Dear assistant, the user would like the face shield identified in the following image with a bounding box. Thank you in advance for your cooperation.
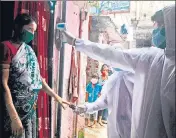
[160,5,175,137]
[163,5,175,59]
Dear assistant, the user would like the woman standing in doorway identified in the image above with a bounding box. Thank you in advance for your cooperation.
[0,13,69,138]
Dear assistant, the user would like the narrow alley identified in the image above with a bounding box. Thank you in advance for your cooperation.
[0,1,175,138]
[85,125,107,138]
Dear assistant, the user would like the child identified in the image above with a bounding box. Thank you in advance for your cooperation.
[85,73,102,128]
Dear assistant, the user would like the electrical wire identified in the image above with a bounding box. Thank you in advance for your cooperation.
[138,1,144,20]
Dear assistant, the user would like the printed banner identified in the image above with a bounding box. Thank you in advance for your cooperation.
[88,1,130,15]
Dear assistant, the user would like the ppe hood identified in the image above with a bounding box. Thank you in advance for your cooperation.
[163,5,175,58]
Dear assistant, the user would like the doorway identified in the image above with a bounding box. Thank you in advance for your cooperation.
[0,1,14,41]
[0,2,15,137]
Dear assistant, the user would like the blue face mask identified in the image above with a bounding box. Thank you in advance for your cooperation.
[113,68,122,72]
[152,27,166,49]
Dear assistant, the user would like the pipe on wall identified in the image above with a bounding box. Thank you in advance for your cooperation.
[55,0,67,137]
[48,1,56,137]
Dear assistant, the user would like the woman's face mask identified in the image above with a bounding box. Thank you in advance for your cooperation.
[152,27,166,49]
[91,78,98,84]
[20,22,37,43]
[20,29,34,43]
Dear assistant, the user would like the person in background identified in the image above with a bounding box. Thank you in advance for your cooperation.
[62,5,175,138]
[0,13,70,138]
[120,24,128,35]
[97,64,109,126]
[85,73,102,128]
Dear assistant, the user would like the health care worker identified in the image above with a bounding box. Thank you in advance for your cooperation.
[70,39,153,138]
[63,5,175,138]
[70,33,156,138]
[71,70,134,138]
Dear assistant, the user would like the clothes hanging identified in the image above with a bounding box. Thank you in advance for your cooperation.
[68,47,79,103]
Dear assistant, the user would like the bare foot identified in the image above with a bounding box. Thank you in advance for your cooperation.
[90,123,97,128]
[98,121,104,126]
[87,123,93,128]
[91,124,96,128]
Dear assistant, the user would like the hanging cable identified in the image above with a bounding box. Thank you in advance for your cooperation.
[139,1,144,20]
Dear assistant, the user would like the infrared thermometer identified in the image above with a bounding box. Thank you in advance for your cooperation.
[56,23,67,43]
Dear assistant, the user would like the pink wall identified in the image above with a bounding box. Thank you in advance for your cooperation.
[60,1,80,138]
[50,2,89,138]
[76,14,89,135]
[60,1,89,138]
[51,2,62,138]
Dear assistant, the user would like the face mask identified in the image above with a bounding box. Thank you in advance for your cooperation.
[20,29,34,43]
[152,27,166,49]
[113,68,122,72]
[91,78,98,84]
[102,70,109,77]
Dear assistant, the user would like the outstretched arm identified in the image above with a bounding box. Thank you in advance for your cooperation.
[85,93,108,113]
[85,71,121,113]
[41,78,70,109]
[75,39,146,73]
[69,93,108,115]
[61,31,146,73]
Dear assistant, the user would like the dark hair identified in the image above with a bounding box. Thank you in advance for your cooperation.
[151,10,164,27]
[91,73,99,79]
[12,13,36,41]
[100,64,109,72]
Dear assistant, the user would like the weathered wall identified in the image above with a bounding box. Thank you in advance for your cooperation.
[51,2,62,138]
[76,14,89,135]
[61,2,80,137]
[60,1,88,138]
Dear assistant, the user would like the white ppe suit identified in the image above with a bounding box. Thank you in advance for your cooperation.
[73,5,175,138]
[85,71,134,138]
